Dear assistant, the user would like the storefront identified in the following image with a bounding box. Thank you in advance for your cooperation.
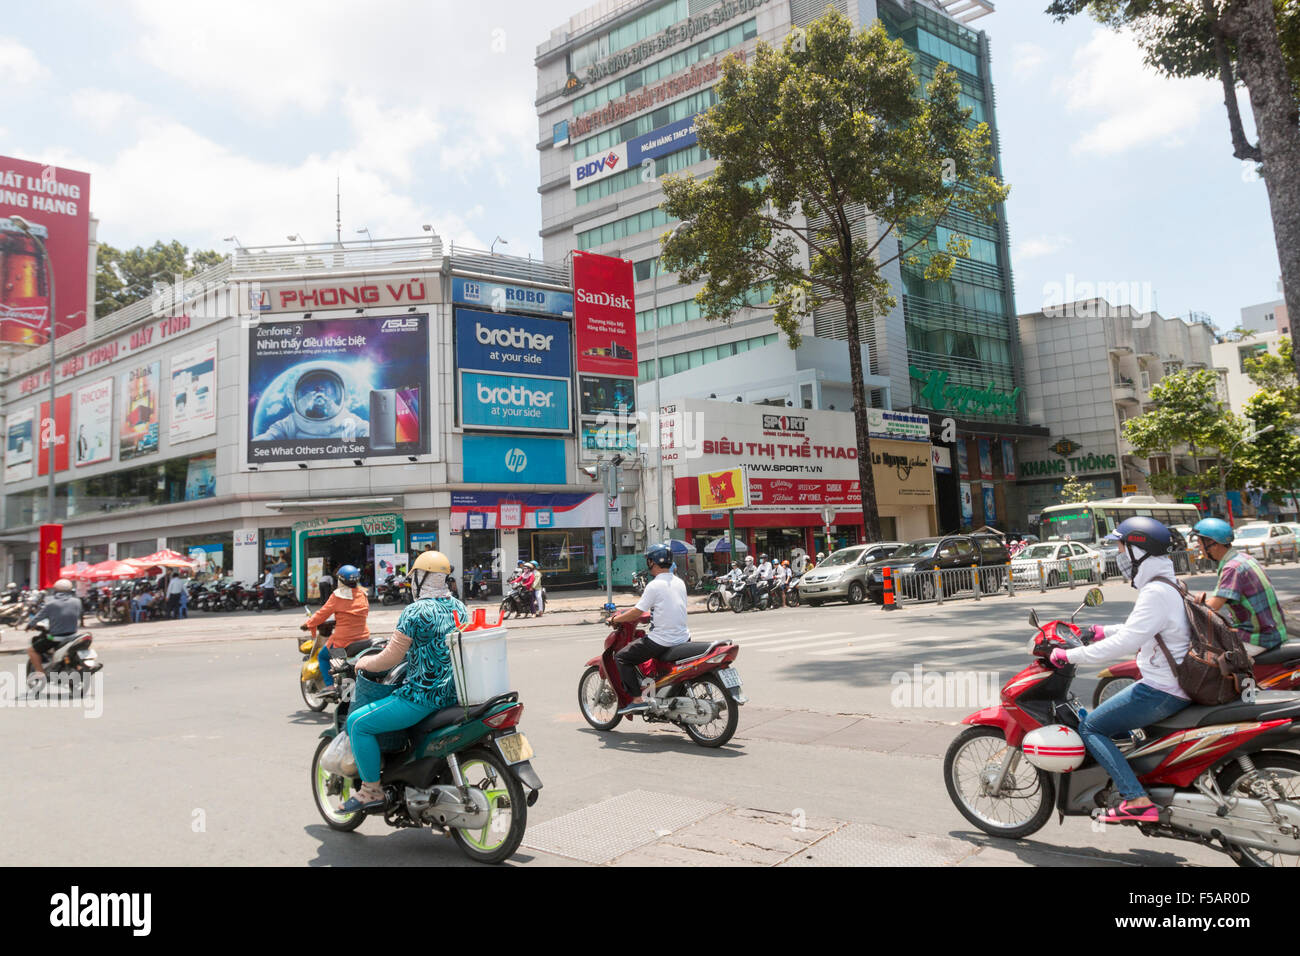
[291,513,407,601]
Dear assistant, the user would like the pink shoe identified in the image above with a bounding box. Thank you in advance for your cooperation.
[1104,800,1160,824]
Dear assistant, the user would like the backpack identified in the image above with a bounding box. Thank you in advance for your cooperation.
[1149,577,1254,706]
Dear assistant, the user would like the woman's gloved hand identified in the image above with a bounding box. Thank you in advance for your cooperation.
[1049,648,1070,668]
[1083,624,1105,645]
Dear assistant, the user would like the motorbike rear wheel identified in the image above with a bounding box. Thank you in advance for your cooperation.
[301,676,330,712]
[1217,753,1300,867]
[680,674,738,747]
[706,592,724,613]
[499,599,513,620]
[448,747,527,865]
[311,737,365,832]
[578,665,623,731]
[944,725,1055,839]
[1091,675,1136,710]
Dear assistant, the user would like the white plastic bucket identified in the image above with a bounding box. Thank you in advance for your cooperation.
[446,625,510,706]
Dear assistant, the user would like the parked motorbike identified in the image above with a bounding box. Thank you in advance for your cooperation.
[944,587,1300,867]
[310,649,542,864]
[25,620,102,696]
[706,580,738,613]
[631,570,647,596]
[577,617,745,747]
[731,575,774,613]
[463,575,491,601]
[786,571,803,608]
[1093,641,1300,708]
[378,573,409,606]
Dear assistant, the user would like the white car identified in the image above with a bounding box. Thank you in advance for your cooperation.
[1233,522,1297,561]
[1011,541,1102,586]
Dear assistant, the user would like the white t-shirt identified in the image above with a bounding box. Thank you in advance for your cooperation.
[167,576,185,596]
[635,571,690,647]
[758,561,774,580]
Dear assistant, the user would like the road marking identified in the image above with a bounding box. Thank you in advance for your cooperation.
[753,632,857,652]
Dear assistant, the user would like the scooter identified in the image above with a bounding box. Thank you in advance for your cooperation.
[631,570,648,596]
[1093,642,1300,707]
[944,587,1300,867]
[25,620,102,697]
[310,648,542,864]
[499,582,537,620]
[706,580,739,612]
[298,619,374,712]
[577,617,745,747]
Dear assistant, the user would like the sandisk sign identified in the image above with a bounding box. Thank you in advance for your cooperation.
[569,143,628,189]
[572,251,637,378]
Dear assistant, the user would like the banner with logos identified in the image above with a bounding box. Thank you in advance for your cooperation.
[120,361,161,461]
[247,314,432,462]
[74,377,113,467]
[451,277,573,317]
[983,485,997,524]
[579,376,635,417]
[170,341,217,444]
[5,406,34,482]
[1001,439,1015,481]
[463,435,566,485]
[573,251,637,378]
[461,373,570,432]
[184,453,217,500]
[455,307,571,433]
[450,491,612,531]
[960,482,974,526]
[866,408,930,442]
[37,393,71,475]
[627,114,700,167]
[977,437,993,478]
[249,273,436,314]
[580,420,637,458]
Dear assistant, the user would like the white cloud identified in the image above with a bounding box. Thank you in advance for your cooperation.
[1009,42,1047,79]
[67,88,146,132]
[1015,234,1072,261]
[1056,29,1219,155]
[0,36,47,85]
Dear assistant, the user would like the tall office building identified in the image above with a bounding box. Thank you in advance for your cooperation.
[535,0,1037,535]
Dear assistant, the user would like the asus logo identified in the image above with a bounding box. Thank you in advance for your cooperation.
[381,318,420,332]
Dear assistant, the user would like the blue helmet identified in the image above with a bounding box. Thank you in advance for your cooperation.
[644,543,672,569]
[337,564,361,585]
[1192,517,1233,547]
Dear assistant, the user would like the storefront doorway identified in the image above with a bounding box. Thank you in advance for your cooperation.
[291,513,406,602]
[462,529,501,594]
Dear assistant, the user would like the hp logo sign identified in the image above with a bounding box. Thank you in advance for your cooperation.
[505,448,527,473]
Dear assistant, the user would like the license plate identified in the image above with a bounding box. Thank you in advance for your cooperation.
[718,667,742,689]
[496,732,533,765]
[79,648,98,660]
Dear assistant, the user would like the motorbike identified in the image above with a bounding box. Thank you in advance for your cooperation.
[378,574,411,606]
[299,619,374,712]
[944,587,1300,867]
[706,580,739,612]
[577,617,745,747]
[463,575,491,601]
[731,575,774,613]
[499,582,538,620]
[25,620,102,696]
[631,570,647,596]
[310,648,542,864]
[1093,642,1300,708]
[786,572,803,608]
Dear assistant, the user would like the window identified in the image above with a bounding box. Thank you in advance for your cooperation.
[1140,369,1151,391]
[1239,343,1268,372]
[1148,456,1170,475]
[572,88,719,160]
[576,207,676,250]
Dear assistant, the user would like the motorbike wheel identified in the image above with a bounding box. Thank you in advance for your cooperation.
[311,737,365,832]
[732,591,751,613]
[1091,675,1136,710]
[25,659,47,698]
[448,746,527,865]
[681,674,739,748]
[499,600,513,621]
[95,605,115,625]
[578,665,623,731]
[706,592,724,613]
[787,589,801,608]
[301,676,330,713]
[944,725,1055,839]
[1217,754,1300,867]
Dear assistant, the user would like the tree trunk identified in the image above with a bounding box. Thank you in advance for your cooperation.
[843,292,882,542]
[1226,0,1300,382]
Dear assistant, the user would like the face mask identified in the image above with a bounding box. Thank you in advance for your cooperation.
[1116,547,1134,582]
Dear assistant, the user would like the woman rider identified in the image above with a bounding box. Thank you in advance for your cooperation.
[300,564,369,698]
[341,550,467,813]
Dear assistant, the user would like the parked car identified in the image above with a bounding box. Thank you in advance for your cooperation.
[865,532,1010,603]
[1233,521,1297,561]
[1010,541,1101,587]
[797,542,905,606]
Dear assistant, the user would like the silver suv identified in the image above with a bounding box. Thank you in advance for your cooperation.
[798,542,905,606]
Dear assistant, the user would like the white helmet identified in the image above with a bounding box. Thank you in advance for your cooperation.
[52,578,74,592]
[1021,724,1086,772]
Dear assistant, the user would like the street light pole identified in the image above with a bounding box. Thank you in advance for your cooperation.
[652,221,690,543]
[10,216,57,523]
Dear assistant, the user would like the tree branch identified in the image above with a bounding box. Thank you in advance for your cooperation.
[1208,0,1265,161]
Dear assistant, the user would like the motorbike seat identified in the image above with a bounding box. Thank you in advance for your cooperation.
[330,638,372,658]
[1145,694,1300,733]
[661,641,723,663]
[1252,643,1300,666]
[406,691,519,737]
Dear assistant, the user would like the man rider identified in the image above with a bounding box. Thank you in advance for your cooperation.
[611,544,689,714]
[26,578,83,678]
[1191,517,1289,656]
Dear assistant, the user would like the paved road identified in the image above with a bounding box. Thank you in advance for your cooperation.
[3,566,1296,867]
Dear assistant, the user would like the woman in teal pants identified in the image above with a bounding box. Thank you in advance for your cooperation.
[342,551,466,813]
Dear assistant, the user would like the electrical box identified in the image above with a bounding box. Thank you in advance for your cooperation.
[620,533,634,548]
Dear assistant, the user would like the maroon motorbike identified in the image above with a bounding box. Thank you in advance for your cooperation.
[577,617,745,747]
[1094,644,1300,707]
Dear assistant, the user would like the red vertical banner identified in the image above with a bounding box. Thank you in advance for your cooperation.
[39,524,62,588]
[572,250,637,377]
[37,393,71,475]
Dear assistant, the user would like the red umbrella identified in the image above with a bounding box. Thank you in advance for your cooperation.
[125,549,196,570]
[86,560,145,582]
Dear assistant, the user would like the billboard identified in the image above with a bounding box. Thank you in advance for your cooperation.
[451,277,573,316]
[461,373,570,431]
[573,251,637,377]
[0,156,92,344]
[697,467,748,511]
[170,341,217,444]
[4,406,34,483]
[75,377,113,467]
[37,393,71,475]
[248,314,432,463]
[455,307,572,434]
[627,114,700,167]
[463,435,566,485]
[120,361,161,461]
[185,453,217,500]
[579,376,635,417]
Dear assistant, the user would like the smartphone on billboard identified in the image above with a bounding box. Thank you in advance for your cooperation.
[369,388,396,451]
[396,387,420,445]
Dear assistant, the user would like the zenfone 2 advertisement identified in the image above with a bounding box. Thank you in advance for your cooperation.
[247,314,430,463]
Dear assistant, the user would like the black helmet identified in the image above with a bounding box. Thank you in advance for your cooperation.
[760,553,769,562]
[644,543,672,569]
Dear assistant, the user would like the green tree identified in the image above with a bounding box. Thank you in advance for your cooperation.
[1122,368,1242,498]
[96,241,225,318]
[1059,475,1099,504]
[658,9,1009,539]
[1222,324,1255,341]
[1046,0,1300,382]
[1243,337,1297,397]
[1230,387,1300,497]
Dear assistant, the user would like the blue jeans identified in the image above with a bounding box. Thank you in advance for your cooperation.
[318,647,334,687]
[1078,681,1189,800]
[346,696,435,782]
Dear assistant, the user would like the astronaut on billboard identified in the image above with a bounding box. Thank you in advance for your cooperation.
[253,365,369,441]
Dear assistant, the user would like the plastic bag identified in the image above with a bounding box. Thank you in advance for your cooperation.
[320,732,357,777]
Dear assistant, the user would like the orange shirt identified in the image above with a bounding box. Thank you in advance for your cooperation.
[306,589,371,647]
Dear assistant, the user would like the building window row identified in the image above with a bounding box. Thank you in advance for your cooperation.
[573,88,719,160]
[916,28,980,78]
[636,283,772,331]
[577,206,677,250]
[637,332,779,382]
[569,0,688,76]
[576,145,709,206]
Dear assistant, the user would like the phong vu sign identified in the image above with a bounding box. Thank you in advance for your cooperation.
[572,251,637,377]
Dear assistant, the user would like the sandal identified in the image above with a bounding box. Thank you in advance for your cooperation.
[340,784,385,814]
[1104,800,1160,824]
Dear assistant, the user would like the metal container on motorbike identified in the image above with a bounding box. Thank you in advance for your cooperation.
[1021,723,1086,772]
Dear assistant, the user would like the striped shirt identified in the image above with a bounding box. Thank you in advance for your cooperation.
[1215,549,1289,649]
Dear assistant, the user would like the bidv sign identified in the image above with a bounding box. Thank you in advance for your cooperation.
[569,144,628,189]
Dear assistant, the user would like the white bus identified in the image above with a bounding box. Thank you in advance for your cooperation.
[1038,495,1202,573]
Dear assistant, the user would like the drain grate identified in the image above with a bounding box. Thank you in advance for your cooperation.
[524,790,726,864]
[779,822,975,867]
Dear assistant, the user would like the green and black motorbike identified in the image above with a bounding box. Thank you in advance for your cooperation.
[311,650,542,865]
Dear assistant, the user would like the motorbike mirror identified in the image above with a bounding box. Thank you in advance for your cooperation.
[1083,587,1104,608]
[1028,608,1040,630]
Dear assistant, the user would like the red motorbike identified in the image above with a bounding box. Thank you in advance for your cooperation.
[1094,644,1300,707]
[944,587,1300,867]
[577,617,744,747]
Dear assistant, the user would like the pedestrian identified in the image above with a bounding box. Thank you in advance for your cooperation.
[179,576,190,619]
[260,564,276,611]
[166,570,186,618]
[318,565,335,605]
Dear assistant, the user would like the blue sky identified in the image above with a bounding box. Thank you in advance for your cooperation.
[0,1,1283,329]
